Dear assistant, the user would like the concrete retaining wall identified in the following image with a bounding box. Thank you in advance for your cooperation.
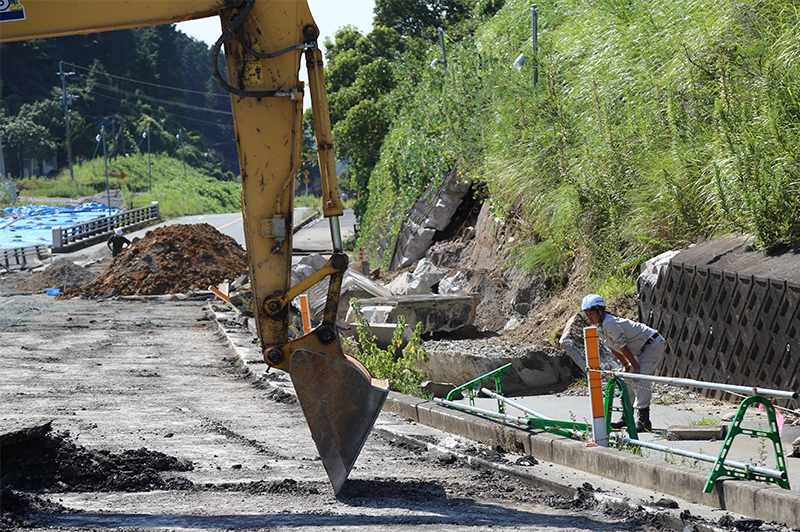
[638,245,800,408]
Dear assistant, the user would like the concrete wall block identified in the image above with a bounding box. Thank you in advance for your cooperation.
[752,487,800,529]
[383,391,425,420]
[643,252,800,409]
[426,404,472,437]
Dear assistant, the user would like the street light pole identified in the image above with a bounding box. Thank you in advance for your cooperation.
[97,126,111,217]
[58,61,76,182]
[532,4,539,89]
[438,27,447,74]
[178,129,186,180]
[143,125,151,192]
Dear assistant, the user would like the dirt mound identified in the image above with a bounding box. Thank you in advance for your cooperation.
[1,427,194,526]
[82,223,248,297]
[18,258,96,293]
[0,430,194,493]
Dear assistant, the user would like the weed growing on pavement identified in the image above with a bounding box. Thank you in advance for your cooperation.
[346,299,429,396]
[753,438,768,468]
[689,416,720,426]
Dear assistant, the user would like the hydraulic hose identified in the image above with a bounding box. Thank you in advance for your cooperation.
[211,0,297,99]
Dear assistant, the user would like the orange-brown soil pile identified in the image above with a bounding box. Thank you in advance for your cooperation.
[83,223,248,297]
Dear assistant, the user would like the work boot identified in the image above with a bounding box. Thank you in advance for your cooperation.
[635,408,652,432]
[610,415,628,429]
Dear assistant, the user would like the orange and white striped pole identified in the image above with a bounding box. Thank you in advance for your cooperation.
[584,326,608,447]
[299,294,312,334]
[359,247,363,261]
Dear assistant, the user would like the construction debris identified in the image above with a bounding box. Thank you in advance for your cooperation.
[19,258,95,293]
[82,223,248,297]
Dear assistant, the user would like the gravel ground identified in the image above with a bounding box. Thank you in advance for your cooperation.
[0,294,650,532]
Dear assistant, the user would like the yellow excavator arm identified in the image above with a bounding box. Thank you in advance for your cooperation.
[0,0,387,495]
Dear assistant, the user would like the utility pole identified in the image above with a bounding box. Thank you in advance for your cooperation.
[97,126,111,217]
[58,62,77,182]
[177,129,186,180]
[143,125,151,192]
[532,4,539,89]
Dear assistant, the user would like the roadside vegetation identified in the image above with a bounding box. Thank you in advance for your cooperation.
[322,0,800,303]
[4,153,241,219]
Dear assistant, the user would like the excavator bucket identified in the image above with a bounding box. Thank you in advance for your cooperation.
[290,349,389,494]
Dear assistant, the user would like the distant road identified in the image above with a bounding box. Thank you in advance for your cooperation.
[135,209,355,254]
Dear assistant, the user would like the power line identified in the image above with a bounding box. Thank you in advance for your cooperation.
[62,61,230,99]
[90,82,233,116]
[79,92,234,138]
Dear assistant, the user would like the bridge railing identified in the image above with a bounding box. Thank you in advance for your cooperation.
[52,201,159,251]
[0,244,50,272]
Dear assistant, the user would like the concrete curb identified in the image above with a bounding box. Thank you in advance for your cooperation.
[383,392,800,529]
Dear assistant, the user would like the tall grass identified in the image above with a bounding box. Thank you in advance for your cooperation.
[357,0,800,280]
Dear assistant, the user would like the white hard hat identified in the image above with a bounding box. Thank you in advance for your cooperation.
[581,294,606,311]
[115,228,123,236]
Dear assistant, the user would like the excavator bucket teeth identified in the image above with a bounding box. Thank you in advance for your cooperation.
[290,349,389,495]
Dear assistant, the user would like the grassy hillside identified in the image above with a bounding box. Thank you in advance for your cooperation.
[357,0,800,291]
[8,154,242,219]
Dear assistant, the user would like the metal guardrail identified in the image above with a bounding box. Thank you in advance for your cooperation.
[0,244,49,271]
[51,201,159,251]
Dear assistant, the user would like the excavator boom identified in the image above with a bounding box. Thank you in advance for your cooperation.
[0,0,387,495]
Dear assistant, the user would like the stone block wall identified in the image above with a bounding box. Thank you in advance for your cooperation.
[639,262,800,408]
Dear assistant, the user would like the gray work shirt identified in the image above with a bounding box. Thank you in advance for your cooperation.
[597,313,657,356]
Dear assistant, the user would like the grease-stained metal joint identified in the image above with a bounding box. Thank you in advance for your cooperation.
[302,24,319,43]
[317,326,336,345]
[264,298,282,315]
[265,349,283,365]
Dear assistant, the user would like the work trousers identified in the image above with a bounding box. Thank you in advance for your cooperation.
[628,337,667,409]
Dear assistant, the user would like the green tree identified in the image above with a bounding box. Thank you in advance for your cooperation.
[374,0,474,37]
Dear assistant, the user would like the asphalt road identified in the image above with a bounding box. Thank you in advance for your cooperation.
[0,294,659,531]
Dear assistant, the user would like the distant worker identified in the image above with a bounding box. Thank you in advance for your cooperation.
[581,294,666,432]
[107,228,131,257]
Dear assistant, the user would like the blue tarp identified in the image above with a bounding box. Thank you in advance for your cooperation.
[0,203,117,249]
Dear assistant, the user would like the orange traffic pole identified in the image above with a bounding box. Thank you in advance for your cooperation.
[584,326,608,447]
[299,294,312,334]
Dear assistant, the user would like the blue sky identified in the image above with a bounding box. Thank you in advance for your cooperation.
[175,0,375,52]
[176,0,375,109]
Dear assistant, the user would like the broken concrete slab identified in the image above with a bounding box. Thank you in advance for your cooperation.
[438,271,468,294]
[386,272,432,295]
[389,166,471,271]
[665,425,728,441]
[421,340,583,396]
[351,294,481,336]
[305,267,392,326]
[421,381,464,399]
[559,312,623,372]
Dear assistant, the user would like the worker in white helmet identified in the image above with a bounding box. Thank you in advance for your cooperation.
[581,294,666,432]
[107,228,131,258]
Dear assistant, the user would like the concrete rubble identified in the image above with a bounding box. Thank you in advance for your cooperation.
[559,312,623,372]
[298,254,392,324]
[389,166,471,271]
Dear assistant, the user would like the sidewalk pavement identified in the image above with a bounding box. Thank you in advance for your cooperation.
[213,307,800,529]
[382,388,800,529]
